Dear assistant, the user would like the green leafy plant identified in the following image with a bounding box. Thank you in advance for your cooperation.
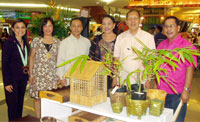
[124,37,200,93]
[100,45,127,87]
[29,5,76,40]
[57,45,126,88]
[57,55,89,76]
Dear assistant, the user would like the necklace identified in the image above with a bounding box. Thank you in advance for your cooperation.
[17,44,28,74]
[46,53,51,59]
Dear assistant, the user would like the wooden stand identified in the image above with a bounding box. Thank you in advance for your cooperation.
[69,111,107,122]
[40,86,70,103]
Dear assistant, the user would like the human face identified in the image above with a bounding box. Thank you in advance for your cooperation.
[102,17,115,34]
[70,20,83,38]
[43,21,54,36]
[163,18,180,42]
[155,28,160,34]
[12,22,26,38]
[126,11,141,33]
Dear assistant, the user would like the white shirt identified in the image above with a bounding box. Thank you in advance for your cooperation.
[114,29,156,84]
[56,34,91,83]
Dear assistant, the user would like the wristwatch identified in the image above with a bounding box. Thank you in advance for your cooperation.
[184,87,191,93]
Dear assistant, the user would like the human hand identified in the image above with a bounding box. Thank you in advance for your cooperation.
[5,85,13,93]
[57,76,66,87]
[145,80,152,89]
[181,90,190,104]
[28,76,35,84]
[112,77,117,88]
[58,79,66,87]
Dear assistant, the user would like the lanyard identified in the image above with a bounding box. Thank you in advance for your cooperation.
[17,44,28,66]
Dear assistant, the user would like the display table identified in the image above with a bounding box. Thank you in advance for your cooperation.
[41,98,173,122]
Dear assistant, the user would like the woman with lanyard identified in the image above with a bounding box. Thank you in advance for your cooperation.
[2,19,29,121]
[29,17,60,118]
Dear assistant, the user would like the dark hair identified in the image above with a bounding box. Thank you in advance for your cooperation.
[126,9,141,19]
[149,26,155,30]
[97,27,101,32]
[3,28,8,32]
[3,28,9,36]
[102,15,117,34]
[11,19,30,53]
[40,17,55,37]
[102,15,116,24]
[70,17,83,26]
[156,25,163,32]
[163,16,180,26]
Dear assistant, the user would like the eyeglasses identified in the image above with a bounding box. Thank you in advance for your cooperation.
[127,17,139,21]
[163,24,177,29]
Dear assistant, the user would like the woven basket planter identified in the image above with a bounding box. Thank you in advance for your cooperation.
[126,95,148,119]
[149,99,164,116]
[147,89,167,109]
[109,87,127,113]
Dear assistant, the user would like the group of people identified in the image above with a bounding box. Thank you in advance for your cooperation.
[2,9,197,122]
[2,17,90,121]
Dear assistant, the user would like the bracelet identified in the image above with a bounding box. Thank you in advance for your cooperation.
[184,87,191,93]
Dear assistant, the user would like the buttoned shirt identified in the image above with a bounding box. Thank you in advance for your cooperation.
[157,35,197,94]
[114,29,156,84]
[56,34,91,83]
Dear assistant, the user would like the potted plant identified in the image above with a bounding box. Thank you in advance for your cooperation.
[124,37,200,119]
[102,47,128,113]
[125,70,148,119]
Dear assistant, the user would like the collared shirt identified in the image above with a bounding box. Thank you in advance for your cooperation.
[157,34,197,94]
[114,29,156,84]
[56,34,91,82]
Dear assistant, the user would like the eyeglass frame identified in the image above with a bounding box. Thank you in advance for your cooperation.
[163,24,177,29]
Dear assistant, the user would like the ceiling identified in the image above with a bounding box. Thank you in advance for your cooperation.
[0,0,129,11]
[0,0,200,23]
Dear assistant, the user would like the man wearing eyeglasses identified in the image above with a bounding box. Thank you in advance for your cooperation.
[157,16,197,122]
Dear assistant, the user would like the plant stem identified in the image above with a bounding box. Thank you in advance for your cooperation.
[138,71,142,93]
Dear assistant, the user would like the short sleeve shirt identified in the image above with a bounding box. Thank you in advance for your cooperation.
[157,35,197,94]
[114,29,156,84]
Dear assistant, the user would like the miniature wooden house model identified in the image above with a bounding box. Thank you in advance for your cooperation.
[64,61,107,106]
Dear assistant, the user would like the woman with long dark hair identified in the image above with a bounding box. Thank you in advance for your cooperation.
[2,19,29,121]
[29,17,60,118]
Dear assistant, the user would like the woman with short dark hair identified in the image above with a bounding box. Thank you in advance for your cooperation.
[2,19,29,121]
[29,17,60,118]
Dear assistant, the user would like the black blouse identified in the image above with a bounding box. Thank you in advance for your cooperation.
[89,34,116,61]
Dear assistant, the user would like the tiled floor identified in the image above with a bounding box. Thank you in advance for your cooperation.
[0,56,200,121]
[184,70,200,122]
